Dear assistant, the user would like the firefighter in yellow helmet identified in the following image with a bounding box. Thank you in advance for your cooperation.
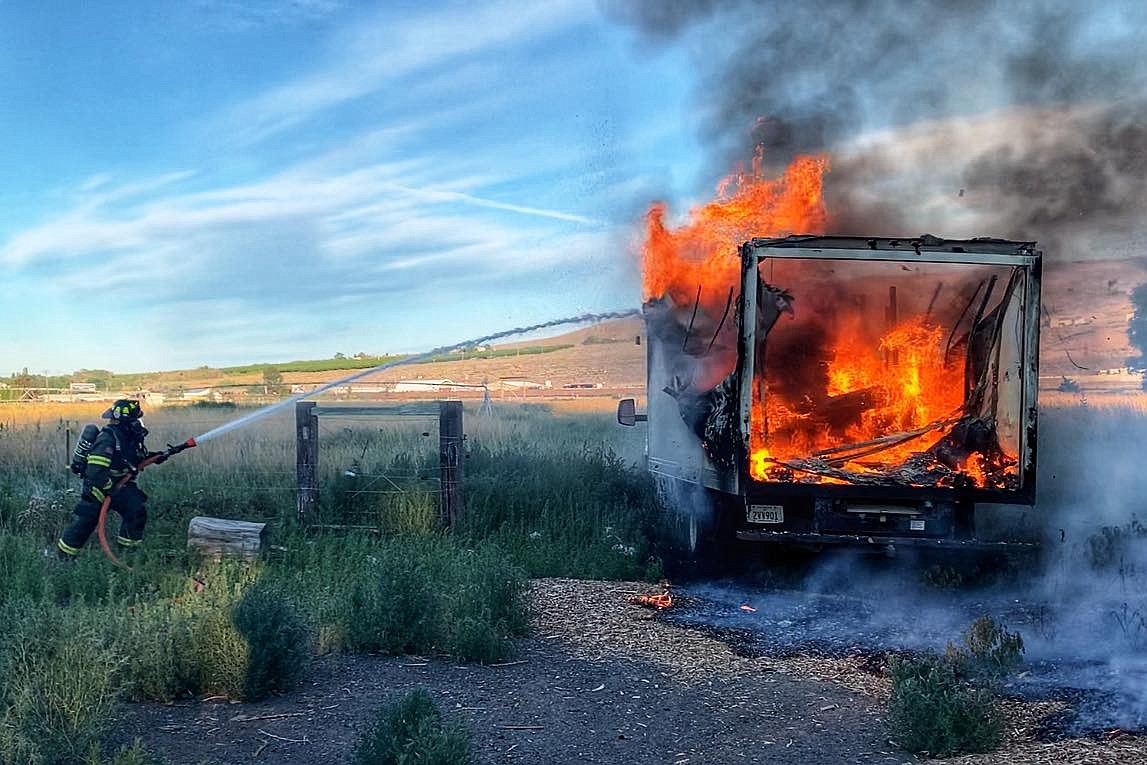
[56,399,167,558]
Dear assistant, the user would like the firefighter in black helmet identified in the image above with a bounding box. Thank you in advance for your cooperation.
[56,399,167,558]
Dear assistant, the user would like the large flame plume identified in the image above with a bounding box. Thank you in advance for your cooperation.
[642,151,829,311]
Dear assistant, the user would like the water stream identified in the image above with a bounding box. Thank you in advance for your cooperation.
[192,309,640,443]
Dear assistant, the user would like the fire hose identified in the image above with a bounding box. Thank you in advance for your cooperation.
[96,438,197,569]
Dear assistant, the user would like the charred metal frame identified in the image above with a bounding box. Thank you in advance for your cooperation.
[737,235,1042,506]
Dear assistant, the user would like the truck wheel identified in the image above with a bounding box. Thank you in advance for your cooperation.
[678,490,740,575]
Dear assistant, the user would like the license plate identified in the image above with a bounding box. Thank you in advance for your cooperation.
[909,519,926,531]
[748,504,784,524]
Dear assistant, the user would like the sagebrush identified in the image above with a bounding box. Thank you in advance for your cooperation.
[355,688,471,765]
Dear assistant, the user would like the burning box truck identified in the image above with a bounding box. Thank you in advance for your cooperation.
[619,234,1041,556]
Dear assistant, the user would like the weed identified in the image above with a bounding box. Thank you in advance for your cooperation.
[1110,601,1147,647]
[921,565,964,590]
[84,739,163,765]
[945,616,1025,680]
[889,615,1024,756]
[355,689,470,765]
[266,533,527,662]
[232,585,311,701]
[182,565,252,699]
[0,606,122,764]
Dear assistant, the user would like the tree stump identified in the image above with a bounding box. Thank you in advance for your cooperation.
[187,516,266,561]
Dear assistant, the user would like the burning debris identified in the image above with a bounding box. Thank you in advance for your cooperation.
[629,588,674,610]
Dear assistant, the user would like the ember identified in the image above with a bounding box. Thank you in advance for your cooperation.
[630,592,673,610]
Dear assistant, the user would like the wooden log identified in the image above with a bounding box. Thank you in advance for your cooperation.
[188,516,266,561]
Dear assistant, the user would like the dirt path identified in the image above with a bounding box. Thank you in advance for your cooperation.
[112,579,1145,764]
[113,580,898,764]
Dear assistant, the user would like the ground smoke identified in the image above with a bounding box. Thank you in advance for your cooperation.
[669,404,1147,736]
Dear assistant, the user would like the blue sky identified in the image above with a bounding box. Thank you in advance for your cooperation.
[0,0,703,374]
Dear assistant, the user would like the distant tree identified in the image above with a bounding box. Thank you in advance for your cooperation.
[262,367,285,395]
[1057,376,1082,393]
[1127,283,1147,390]
[11,368,36,388]
[334,352,347,360]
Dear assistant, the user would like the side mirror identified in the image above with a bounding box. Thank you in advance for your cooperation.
[617,398,647,427]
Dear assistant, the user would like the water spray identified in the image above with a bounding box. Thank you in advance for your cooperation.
[190,309,640,443]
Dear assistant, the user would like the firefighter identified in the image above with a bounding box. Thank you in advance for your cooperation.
[56,399,167,559]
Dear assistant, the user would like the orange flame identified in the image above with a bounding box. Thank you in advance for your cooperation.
[752,315,968,481]
[642,151,829,312]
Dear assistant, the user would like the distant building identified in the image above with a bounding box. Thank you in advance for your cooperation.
[394,379,457,392]
[501,379,544,390]
[69,382,97,393]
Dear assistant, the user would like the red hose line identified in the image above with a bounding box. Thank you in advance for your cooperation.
[96,453,162,570]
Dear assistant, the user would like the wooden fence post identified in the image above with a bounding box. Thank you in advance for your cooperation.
[296,401,318,520]
[438,400,464,529]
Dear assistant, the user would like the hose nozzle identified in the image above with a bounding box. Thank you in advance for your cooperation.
[165,437,198,457]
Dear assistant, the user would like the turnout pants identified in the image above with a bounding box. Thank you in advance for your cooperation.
[58,483,148,556]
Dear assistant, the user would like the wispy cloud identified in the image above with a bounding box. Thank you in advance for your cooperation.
[1,132,607,325]
[220,0,593,145]
[192,0,346,31]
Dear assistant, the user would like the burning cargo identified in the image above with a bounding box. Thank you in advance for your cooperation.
[621,234,1041,551]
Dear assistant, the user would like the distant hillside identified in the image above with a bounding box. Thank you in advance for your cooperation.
[56,318,644,395]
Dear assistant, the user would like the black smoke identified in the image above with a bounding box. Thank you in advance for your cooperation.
[603,0,1147,247]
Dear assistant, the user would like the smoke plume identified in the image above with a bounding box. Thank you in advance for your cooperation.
[604,0,1147,252]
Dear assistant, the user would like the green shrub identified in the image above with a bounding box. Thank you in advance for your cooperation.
[114,565,259,703]
[459,439,666,580]
[182,567,251,699]
[344,548,440,655]
[266,534,528,663]
[888,653,1003,756]
[442,547,528,663]
[113,602,196,702]
[954,616,1025,678]
[232,585,311,701]
[1085,518,1147,570]
[355,689,470,765]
